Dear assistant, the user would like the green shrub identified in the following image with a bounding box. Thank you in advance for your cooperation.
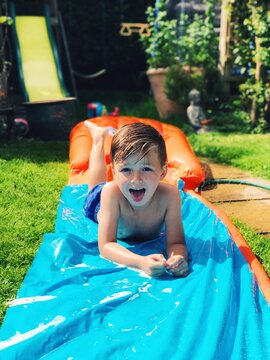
[165,64,206,106]
[140,0,179,69]
[165,64,224,108]
[164,0,224,108]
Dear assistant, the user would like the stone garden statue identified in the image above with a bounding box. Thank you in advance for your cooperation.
[187,88,212,133]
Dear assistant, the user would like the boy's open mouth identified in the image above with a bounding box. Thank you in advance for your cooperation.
[129,188,146,202]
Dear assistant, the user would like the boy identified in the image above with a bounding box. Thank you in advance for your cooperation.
[84,121,189,278]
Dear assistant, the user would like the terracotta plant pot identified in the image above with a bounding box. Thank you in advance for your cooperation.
[146,68,185,119]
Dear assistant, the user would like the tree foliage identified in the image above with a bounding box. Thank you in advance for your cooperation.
[140,1,179,69]
[229,0,270,128]
[164,0,221,107]
[179,0,219,71]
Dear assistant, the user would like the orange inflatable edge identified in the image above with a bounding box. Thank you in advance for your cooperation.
[187,190,270,304]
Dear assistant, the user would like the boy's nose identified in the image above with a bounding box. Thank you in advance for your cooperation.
[131,171,142,182]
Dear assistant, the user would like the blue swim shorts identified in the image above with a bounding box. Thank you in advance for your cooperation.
[83,182,106,223]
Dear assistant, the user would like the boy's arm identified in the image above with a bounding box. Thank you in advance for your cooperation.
[164,186,189,277]
[98,183,166,277]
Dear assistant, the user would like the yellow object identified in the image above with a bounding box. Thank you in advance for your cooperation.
[15,16,65,102]
[120,23,150,37]
[0,16,13,25]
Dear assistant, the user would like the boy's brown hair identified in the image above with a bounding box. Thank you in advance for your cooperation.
[110,122,167,165]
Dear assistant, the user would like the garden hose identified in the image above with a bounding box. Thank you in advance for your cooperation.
[198,179,270,192]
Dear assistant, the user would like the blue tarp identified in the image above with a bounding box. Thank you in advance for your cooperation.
[1,184,270,359]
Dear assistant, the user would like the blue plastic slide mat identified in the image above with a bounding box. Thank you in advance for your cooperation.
[1,185,270,359]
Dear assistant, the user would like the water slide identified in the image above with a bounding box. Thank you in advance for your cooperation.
[0,116,270,359]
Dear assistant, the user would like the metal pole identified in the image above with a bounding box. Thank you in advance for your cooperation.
[58,10,78,99]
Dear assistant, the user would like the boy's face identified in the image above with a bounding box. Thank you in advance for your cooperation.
[112,147,167,208]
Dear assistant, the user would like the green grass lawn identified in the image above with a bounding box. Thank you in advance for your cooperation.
[0,141,69,323]
[188,132,270,180]
[1,91,270,324]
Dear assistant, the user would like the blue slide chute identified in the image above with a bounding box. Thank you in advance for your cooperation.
[0,184,270,359]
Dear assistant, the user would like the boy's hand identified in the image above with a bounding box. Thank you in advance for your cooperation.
[139,254,167,277]
[166,254,189,277]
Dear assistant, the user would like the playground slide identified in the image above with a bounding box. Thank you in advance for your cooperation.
[9,3,69,103]
[1,117,270,359]
[8,3,77,140]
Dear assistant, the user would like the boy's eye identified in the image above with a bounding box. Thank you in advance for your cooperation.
[142,166,153,172]
[120,167,131,173]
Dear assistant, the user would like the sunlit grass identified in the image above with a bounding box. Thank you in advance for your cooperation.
[188,132,270,180]
[232,219,270,277]
[0,140,69,322]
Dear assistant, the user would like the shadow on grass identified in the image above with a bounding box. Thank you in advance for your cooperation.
[0,140,69,163]
[3,91,255,165]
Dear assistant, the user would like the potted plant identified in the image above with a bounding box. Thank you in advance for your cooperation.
[141,0,221,120]
[140,0,183,119]
[164,1,222,111]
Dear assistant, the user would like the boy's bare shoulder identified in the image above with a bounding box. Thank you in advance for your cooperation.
[159,182,180,193]
[159,182,181,200]
[100,182,122,212]
[102,181,121,196]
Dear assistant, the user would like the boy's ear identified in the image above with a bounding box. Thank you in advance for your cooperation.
[160,163,168,180]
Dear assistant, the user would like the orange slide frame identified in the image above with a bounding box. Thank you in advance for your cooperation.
[69,116,270,303]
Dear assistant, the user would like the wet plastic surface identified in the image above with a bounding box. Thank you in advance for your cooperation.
[1,185,270,359]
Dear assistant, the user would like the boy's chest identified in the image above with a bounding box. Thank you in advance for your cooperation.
[117,202,166,239]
